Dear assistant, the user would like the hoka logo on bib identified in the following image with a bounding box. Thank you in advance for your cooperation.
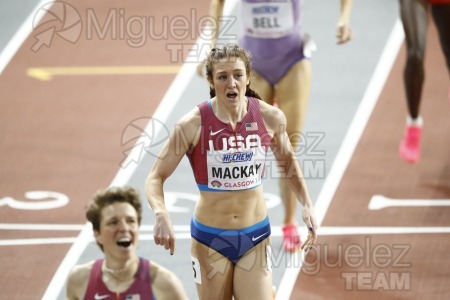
[222,152,253,163]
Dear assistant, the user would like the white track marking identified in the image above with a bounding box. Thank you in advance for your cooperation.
[0,237,78,246]
[0,224,84,231]
[276,19,405,300]
[369,195,450,210]
[42,224,93,299]
[4,226,450,246]
[318,226,450,235]
[0,0,55,74]
[0,191,68,210]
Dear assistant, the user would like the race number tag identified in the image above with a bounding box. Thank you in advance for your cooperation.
[242,1,294,39]
[206,146,265,191]
[266,245,273,272]
[191,256,202,284]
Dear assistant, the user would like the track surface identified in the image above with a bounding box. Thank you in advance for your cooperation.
[0,1,448,299]
[292,20,450,300]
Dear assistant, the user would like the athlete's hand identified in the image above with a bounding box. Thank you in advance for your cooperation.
[153,212,176,255]
[336,22,352,44]
[301,206,318,252]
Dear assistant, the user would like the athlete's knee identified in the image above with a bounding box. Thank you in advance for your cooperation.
[286,131,302,150]
[406,48,425,66]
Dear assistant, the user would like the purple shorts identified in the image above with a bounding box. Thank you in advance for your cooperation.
[239,0,306,85]
[239,35,307,85]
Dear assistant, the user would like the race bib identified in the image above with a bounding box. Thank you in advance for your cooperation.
[206,135,266,191]
[242,1,295,39]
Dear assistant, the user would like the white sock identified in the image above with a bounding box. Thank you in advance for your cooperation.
[406,115,423,127]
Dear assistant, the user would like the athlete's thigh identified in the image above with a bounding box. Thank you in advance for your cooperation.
[275,59,312,146]
[191,239,234,300]
[399,0,428,53]
[250,70,275,104]
[431,3,450,72]
[233,238,273,300]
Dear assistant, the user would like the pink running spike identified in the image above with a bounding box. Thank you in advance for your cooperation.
[282,224,302,252]
[399,125,422,163]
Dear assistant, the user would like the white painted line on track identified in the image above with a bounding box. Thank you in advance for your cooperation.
[313,19,405,227]
[42,1,239,299]
[5,226,450,247]
[0,0,55,74]
[276,19,405,300]
[369,195,450,210]
[0,224,189,232]
[42,224,93,299]
[319,226,450,235]
[0,223,85,231]
[0,237,78,246]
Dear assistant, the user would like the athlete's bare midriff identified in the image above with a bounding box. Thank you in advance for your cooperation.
[194,186,267,229]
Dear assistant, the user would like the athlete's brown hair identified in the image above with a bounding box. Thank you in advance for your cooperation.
[86,186,142,250]
[205,44,261,99]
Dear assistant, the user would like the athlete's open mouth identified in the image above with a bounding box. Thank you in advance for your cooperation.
[227,92,237,99]
[116,237,132,248]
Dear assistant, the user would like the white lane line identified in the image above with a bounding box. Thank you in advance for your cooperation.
[0,237,78,246]
[276,19,405,300]
[0,224,85,231]
[4,226,450,246]
[42,1,239,299]
[0,224,188,231]
[369,195,450,210]
[42,224,93,298]
[319,226,450,235]
[0,0,55,74]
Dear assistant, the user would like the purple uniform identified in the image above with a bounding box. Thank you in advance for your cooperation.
[239,0,306,85]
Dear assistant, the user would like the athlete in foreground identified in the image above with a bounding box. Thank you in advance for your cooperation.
[146,45,317,300]
[66,186,187,300]
[198,0,352,251]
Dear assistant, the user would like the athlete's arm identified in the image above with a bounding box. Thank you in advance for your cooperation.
[336,0,353,44]
[260,101,318,247]
[208,0,226,49]
[145,108,201,255]
[66,264,90,300]
[196,0,226,76]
